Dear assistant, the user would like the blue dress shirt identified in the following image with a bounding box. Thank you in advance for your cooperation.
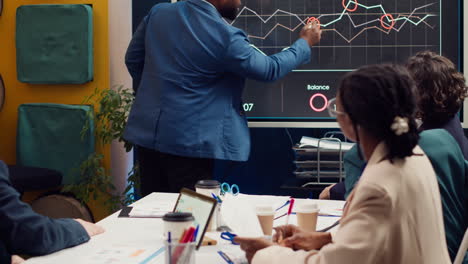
[124,0,311,161]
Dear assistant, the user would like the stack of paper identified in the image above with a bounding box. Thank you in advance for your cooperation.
[128,201,174,218]
[220,194,264,237]
[220,194,290,237]
[299,136,355,151]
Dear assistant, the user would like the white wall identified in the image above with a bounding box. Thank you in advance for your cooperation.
[109,0,133,195]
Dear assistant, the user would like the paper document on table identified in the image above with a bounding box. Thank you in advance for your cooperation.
[220,194,264,237]
[197,244,248,264]
[221,246,249,264]
[319,205,344,217]
[128,201,174,218]
[83,245,165,264]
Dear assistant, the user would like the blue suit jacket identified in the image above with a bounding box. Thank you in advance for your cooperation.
[124,0,311,161]
[0,161,89,260]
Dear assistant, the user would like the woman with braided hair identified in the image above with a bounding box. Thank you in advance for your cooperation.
[234,64,451,264]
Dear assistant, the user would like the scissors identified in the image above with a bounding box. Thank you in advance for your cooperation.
[220,232,239,245]
[221,182,240,196]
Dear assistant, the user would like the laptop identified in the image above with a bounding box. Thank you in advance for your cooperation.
[173,188,217,249]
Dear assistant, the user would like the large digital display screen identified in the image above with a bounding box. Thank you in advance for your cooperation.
[231,0,462,124]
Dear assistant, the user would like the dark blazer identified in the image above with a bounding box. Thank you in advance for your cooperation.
[0,240,9,264]
[0,161,90,259]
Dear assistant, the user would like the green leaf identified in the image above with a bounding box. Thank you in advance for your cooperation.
[72,86,138,212]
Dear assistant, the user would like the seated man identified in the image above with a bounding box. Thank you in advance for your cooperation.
[0,160,104,263]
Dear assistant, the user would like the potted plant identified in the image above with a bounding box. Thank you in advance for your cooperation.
[63,86,139,214]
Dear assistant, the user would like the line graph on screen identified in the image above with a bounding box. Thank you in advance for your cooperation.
[231,0,441,71]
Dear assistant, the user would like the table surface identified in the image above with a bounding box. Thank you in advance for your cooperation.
[24,193,345,264]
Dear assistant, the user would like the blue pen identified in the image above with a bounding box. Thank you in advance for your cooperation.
[275,200,290,211]
[320,214,341,217]
[193,225,200,242]
[218,251,234,264]
[211,193,222,203]
[168,232,172,264]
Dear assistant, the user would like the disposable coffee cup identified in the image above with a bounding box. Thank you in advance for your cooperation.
[163,212,194,241]
[195,180,221,197]
[256,205,275,236]
[296,203,319,232]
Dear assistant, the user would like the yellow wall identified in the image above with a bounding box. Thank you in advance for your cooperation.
[0,0,111,220]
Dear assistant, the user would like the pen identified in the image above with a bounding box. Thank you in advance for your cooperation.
[319,214,341,217]
[211,193,222,203]
[275,199,290,211]
[274,212,289,220]
[275,212,339,220]
[172,227,195,263]
[178,229,187,243]
[168,232,172,264]
[285,198,295,225]
[177,228,196,264]
[177,241,195,264]
[193,225,200,242]
[218,250,234,264]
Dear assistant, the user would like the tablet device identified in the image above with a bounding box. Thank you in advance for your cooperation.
[173,188,217,249]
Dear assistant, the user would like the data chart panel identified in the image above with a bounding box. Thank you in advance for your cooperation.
[231,0,461,122]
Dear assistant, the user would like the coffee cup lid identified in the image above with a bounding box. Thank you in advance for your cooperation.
[163,212,194,222]
[255,205,274,215]
[296,203,319,213]
[195,180,221,189]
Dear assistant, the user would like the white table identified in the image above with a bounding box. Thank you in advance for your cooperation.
[25,193,345,264]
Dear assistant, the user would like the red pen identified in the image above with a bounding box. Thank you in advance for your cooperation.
[286,198,295,225]
[172,227,195,264]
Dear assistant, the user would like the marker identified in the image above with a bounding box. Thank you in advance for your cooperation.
[286,198,295,225]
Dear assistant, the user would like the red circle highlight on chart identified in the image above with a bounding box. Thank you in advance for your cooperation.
[342,0,358,12]
[307,17,321,27]
[309,93,328,112]
[380,14,395,30]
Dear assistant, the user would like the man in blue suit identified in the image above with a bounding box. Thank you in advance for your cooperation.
[0,161,104,263]
[125,0,321,195]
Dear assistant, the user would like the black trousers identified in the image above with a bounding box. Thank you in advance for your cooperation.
[136,146,214,196]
